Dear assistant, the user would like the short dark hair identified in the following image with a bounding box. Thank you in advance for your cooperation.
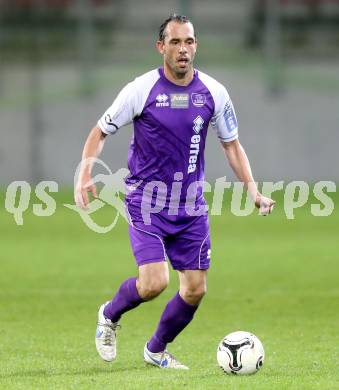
[158,14,195,41]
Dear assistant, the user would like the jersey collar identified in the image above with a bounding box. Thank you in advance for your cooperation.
[158,67,198,89]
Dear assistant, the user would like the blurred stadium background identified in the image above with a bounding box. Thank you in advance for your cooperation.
[1,0,338,185]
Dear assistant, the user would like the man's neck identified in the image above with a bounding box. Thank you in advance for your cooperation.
[163,65,194,86]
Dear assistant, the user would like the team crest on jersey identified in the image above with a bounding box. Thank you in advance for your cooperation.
[193,115,204,134]
[191,93,206,107]
[155,94,169,107]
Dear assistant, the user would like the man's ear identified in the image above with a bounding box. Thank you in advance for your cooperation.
[156,40,164,55]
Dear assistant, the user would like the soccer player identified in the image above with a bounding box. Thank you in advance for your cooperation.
[75,14,275,370]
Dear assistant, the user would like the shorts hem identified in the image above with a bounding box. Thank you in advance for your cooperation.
[137,258,167,267]
[172,263,210,271]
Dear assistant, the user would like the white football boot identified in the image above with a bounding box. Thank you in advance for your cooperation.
[144,343,189,370]
[95,302,119,362]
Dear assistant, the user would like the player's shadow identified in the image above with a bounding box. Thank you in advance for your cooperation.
[2,365,145,379]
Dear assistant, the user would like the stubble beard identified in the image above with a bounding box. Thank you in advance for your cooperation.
[169,58,194,79]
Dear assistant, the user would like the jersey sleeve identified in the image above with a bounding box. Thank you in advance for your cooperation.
[211,86,239,142]
[97,81,136,135]
[97,69,160,135]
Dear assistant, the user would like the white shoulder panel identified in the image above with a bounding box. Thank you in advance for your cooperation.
[98,69,160,135]
[198,70,239,142]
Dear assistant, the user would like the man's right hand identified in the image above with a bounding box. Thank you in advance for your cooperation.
[75,174,98,209]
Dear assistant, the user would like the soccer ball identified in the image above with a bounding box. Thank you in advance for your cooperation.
[217,331,264,375]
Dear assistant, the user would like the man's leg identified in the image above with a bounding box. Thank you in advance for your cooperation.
[104,261,169,322]
[95,261,168,362]
[146,270,207,357]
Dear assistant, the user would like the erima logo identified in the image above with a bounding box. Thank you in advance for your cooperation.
[193,115,204,134]
[156,94,169,107]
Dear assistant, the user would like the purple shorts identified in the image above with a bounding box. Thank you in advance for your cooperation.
[126,201,211,271]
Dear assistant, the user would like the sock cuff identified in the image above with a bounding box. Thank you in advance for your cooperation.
[176,292,199,314]
[125,277,142,303]
[147,336,166,353]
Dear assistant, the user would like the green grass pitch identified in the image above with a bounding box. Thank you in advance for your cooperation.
[0,190,338,389]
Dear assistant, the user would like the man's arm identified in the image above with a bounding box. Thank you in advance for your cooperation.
[221,139,275,215]
[75,125,107,209]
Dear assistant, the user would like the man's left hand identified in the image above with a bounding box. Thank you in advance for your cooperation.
[255,194,276,216]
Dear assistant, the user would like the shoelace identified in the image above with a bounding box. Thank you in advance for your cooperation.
[97,321,120,346]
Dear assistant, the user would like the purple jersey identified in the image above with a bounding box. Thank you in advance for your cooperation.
[98,67,238,210]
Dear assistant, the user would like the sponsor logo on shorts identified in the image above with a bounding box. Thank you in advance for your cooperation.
[170,93,189,109]
[191,93,206,107]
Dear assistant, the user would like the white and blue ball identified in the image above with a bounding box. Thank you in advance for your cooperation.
[217,331,264,375]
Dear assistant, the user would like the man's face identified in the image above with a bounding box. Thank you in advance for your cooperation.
[157,21,197,76]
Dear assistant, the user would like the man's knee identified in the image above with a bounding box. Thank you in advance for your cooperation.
[137,274,169,301]
[137,261,169,300]
[181,284,207,305]
[138,279,168,300]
